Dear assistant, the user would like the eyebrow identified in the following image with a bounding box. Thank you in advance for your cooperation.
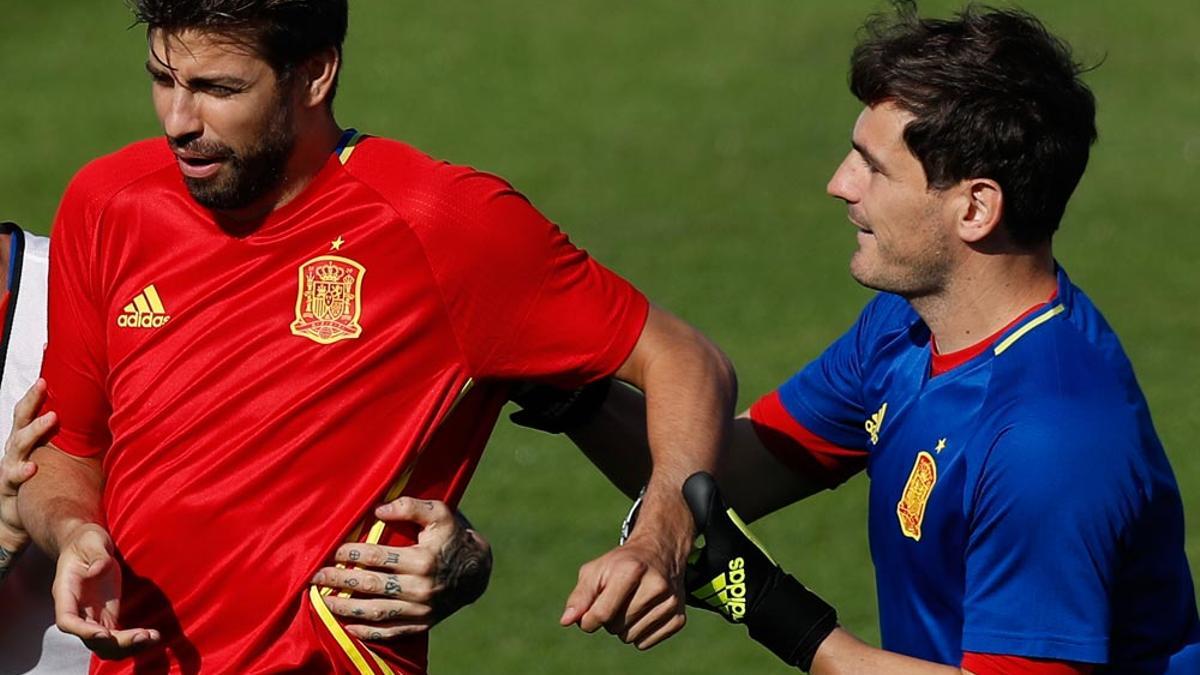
[852,141,888,174]
[145,60,172,78]
[144,60,249,89]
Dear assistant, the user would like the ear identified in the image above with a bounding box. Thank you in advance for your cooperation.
[298,47,340,109]
[955,178,1003,244]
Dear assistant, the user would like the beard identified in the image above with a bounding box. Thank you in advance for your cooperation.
[847,204,954,299]
[170,96,296,212]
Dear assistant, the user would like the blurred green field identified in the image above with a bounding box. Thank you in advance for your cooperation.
[2,1,1198,673]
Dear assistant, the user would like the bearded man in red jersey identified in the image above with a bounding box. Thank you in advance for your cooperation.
[18,1,735,673]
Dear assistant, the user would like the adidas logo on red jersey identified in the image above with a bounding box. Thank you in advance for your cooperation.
[117,285,171,328]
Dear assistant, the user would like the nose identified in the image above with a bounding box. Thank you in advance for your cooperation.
[826,152,859,204]
[160,86,203,142]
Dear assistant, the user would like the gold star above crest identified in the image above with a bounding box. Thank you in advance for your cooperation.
[331,235,345,251]
[935,438,947,454]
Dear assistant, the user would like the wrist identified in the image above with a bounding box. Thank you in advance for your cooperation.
[626,491,693,563]
[54,518,105,553]
[745,572,838,672]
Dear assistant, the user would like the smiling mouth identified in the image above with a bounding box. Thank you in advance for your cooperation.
[848,216,874,235]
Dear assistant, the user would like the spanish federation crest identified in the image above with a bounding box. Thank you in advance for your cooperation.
[290,255,365,344]
[896,450,937,541]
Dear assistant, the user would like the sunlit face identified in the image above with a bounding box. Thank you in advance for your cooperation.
[147,29,298,212]
[826,102,958,298]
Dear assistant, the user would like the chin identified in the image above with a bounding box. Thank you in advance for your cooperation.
[848,252,878,288]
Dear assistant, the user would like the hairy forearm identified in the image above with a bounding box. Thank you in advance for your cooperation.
[18,444,104,557]
[620,311,737,553]
[812,629,968,675]
[569,388,824,524]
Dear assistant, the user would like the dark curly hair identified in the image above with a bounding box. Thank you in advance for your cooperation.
[850,2,1097,246]
[131,0,348,102]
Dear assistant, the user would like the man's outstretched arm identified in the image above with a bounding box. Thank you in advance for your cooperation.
[558,304,736,650]
[514,381,827,524]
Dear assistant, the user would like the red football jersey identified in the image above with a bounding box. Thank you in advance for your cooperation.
[42,134,648,674]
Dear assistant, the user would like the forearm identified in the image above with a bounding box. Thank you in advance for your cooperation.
[565,381,653,500]
[18,444,104,557]
[811,629,968,675]
[569,389,824,523]
[621,311,737,553]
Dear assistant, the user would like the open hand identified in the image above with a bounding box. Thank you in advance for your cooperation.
[53,523,160,658]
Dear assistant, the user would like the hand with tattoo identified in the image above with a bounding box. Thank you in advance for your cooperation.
[312,497,493,641]
[1,379,57,581]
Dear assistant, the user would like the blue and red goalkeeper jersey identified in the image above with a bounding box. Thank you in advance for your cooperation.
[750,267,1200,672]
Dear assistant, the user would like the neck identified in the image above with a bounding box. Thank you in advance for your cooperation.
[911,246,1057,354]
[216,116,344,226]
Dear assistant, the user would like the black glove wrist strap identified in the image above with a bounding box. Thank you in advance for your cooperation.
[745,572,838,672]
[509,378,612,434]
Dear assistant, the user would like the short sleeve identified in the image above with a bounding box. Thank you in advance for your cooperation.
[962,421,1129,663]
[746,298,900,484]
[40,173,112,458]
[418,172,648,386]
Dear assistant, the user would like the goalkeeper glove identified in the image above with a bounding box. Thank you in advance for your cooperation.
[507,379,611,434]
[683,472,838,672]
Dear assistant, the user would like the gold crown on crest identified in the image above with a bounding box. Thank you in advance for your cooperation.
[312,262,348,283]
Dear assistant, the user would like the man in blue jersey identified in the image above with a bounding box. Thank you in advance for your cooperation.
[514,3,1200,673]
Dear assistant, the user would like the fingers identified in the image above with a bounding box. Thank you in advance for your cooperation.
[561,560,601,627]
[344,620,429,642]
[10,379,48,433]
[612,569,677,639]
[82,628,161,660]
[3,381,56,494]
[321,595,432,625]
[565,555,643,633]
[8,410,57,457]
[312,566,430,602]
[375,497,455,534]
[626,610,686,650]
[618,595,686,649]
[563,543,689,651]
[3,381,57,492]
[55,604,111,643]
[331,542,436,577]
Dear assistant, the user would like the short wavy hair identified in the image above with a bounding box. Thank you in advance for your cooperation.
[850,2,1097,246]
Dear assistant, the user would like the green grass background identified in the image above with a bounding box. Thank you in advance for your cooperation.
[2,1,1197,672]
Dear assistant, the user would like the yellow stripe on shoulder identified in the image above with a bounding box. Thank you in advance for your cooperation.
[338,132,367,165]
[993,304,1066,356]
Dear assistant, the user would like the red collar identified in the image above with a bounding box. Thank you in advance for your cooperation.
[929,290,1059,377]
